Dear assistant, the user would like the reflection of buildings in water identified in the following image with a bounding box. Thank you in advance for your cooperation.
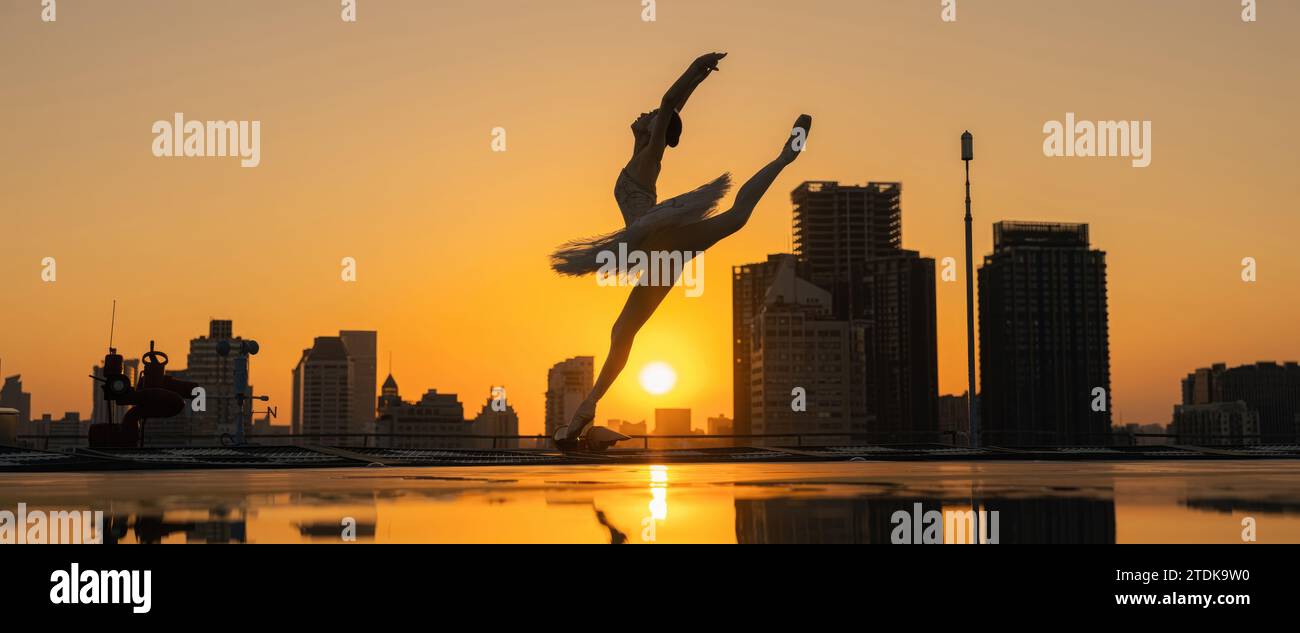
[736,496,1117,544]
[297,520,376,540]
[107,513,249,544]
[1183,498,1300,516]
[736,497,929,544]
[286,492,380,542]
[980,498,1115,544]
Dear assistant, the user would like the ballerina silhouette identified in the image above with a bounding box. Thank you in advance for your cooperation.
[550,52,812,450]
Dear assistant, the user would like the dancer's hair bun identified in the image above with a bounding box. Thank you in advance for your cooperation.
[666,111,683,148]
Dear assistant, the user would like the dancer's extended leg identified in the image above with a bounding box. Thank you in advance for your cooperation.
[676,114,812,252]
[562,282,673,441]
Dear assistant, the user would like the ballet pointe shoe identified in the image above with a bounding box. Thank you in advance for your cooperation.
[554,404,595,452]
[554,425,579,452]
[553,425,629,453]
[584,426,631,452]
[780,114,813,165]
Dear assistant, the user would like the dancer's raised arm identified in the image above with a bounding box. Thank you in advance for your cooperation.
[626,52,726,186]
[662,52,725,113]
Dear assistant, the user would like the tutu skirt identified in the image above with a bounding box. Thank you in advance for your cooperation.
[550,173,731,277]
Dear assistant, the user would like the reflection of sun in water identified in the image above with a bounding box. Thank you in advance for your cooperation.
[639,362,677,395]
[648,465,668,521]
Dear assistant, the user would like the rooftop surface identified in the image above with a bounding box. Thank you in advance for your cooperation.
[4,459,1299,544]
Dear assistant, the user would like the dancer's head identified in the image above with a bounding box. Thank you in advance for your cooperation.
[631,109,682,150]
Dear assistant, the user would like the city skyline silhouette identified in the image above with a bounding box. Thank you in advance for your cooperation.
[3,0,1298,437]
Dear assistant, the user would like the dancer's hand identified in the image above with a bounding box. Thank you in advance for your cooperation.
[693,52,727,74]
[660,52,726,120]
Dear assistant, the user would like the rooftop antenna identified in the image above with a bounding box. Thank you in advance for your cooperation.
[108,300,118,351]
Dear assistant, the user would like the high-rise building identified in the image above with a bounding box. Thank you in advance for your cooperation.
[1181,361,1300,441]
[293,336,352,445]
[544,356,593,439]
[0,375,32,429]
[978,221,1111,445]
[752,305,869,444]
[1172,402,1260,445]
[291,330,377,446]
[749,257,869,443]
[792,181,902,319]
[1182,364,1228,406]
[339,331,377,439]
[733,255,793,439]
[858,251,939,441]
[166,320,258,442]
[654,408,692,435]
[787,181,939,443]
[735,183,938,446]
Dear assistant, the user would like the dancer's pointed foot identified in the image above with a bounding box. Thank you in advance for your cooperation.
[553,425,577,451]
[779,114,813,165]
[560,400,597,442]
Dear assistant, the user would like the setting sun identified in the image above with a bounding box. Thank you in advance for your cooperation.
[639,362,677,396]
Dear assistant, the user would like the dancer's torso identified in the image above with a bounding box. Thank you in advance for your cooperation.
[614,169,657,227]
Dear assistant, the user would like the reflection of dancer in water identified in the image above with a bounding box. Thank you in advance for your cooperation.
[550,52,813,448]
[593,509,628,545]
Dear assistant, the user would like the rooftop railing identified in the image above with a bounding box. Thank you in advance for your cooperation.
[13,430,1292,452]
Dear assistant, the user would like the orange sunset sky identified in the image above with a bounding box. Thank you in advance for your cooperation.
[2,0,1298,435]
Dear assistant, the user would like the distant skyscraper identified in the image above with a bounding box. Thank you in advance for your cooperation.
[0,375,32,428]
[735,497,924,544]
[168,320,257,441]
[1172,401,1260,445]
[544,357,593,439]
[654,408,692,436]
[339,331,377,438]
[749,257,869,443]
[978,221,1111,445]
[858,250,939,441]
[291,330,377,446]
[293,336,352,445]
[792,181,902,319]
[1182,364,1228,405]
[732,255,792,439]
[1182,361,1300,441]
[787,181,938,442]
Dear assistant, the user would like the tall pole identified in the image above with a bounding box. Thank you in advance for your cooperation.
[962,131,979,448]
